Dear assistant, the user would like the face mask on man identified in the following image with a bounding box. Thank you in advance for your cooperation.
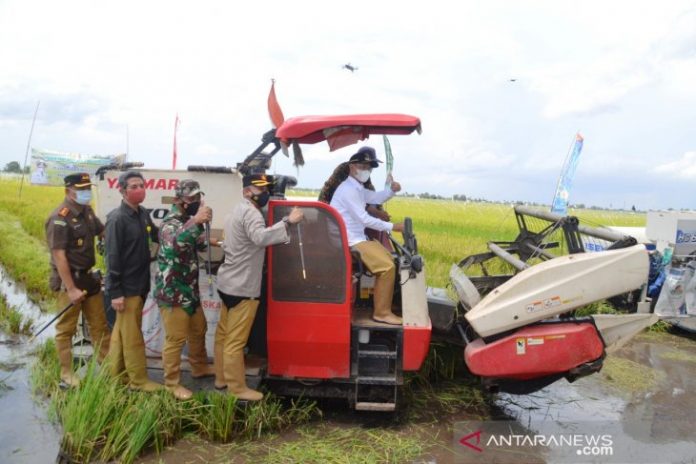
[354,168,371,183]
[251,191,270,208]
[124,187,146,205]
[183,201,200,216]
[74,189,92,205]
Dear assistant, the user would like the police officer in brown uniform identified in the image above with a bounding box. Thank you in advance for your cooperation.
[45,172,110,387]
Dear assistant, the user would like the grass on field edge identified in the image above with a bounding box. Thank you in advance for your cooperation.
[0,210,56,309]
[0,293,34,335]
[31,340,321,464]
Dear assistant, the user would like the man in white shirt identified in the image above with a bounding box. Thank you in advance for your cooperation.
[330,146,404,325]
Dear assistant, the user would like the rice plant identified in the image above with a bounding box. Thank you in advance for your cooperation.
[30,338,60,396]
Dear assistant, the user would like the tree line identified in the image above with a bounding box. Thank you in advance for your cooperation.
[3,161,30,174]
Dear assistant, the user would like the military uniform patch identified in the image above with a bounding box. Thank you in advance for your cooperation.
[58,207,70,217]
[53,219,67,226]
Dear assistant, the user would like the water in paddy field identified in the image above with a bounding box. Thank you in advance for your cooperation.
[492,331,696,463]
[0,265,61,464]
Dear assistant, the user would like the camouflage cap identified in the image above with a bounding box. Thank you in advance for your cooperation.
[175,179,204,198]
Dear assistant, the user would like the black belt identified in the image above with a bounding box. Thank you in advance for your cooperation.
[217,291,256,309]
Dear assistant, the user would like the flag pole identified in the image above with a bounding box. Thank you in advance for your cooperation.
[172,114,180,170]
[18,100,40,199]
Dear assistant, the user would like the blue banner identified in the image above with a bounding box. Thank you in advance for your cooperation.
[551,134,584,216]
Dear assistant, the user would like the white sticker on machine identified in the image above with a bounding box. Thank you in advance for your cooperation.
[527,337,544,346]
[516,338,526,355]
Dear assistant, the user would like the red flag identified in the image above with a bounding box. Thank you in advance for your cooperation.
[267,80,285,128]
[172,114,179,170]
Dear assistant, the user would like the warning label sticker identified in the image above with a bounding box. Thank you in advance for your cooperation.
[516,338,526,355]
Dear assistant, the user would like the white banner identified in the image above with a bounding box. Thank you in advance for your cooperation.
[30,148,125,186]
[143,267,222,358]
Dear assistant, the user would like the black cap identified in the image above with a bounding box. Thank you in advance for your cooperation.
[243,174,274,188]
[64,172,93,188]
[349,146,382,168]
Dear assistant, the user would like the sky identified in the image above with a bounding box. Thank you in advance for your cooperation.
[1,0,695,210]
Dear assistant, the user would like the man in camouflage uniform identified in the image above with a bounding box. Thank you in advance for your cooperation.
[45,173,110,387]
[155,179,217,400]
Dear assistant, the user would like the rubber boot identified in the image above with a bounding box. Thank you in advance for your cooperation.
[372,258,401,325]
[83,292,111,362]
[160,306,190,398]
[213,305,227,389]
[121,296,161,392]
[56,338,80,388]
[225,352,263,401]
[354,241,402,325]
[188,306,214,379]
[222,300,262,401]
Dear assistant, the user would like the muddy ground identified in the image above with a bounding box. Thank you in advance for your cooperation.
[136,331,696,464]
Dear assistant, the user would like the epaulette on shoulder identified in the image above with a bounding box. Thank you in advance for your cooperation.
[58,207,70,217]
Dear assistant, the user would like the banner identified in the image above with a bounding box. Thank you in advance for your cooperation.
[29,148,125,186]
[551,133,584,216]
[383,135,393,188]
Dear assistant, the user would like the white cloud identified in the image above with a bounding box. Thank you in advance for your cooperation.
[1,0,696,209]
[656,151,696,179]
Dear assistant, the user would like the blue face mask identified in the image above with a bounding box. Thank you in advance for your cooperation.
[74,189,92,205]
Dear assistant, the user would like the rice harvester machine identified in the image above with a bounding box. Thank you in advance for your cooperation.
[93,113,657,411]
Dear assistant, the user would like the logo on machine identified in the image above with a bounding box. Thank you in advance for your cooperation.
[106,177,180,190]
[676,229,696,244]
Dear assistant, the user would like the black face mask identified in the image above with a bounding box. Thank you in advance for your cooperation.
[251,191,270,208]
[183,201,200,216]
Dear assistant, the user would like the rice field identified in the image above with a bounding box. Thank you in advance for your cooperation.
[0,179,645,295]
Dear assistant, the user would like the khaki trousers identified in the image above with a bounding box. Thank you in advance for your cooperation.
[352,240,396,319]
[55,291,110,380]
[105,296,154,389]
[159,305,208,387]
[213,299,260,393]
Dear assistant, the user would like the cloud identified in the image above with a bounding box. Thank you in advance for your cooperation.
[1,0,696,210]
[655,151,696,179]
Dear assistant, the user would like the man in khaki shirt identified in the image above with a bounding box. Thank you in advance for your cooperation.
[214,174,303,401]
[45,173,110,387]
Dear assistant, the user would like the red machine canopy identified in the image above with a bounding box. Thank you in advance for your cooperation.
[275,114,422,151]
